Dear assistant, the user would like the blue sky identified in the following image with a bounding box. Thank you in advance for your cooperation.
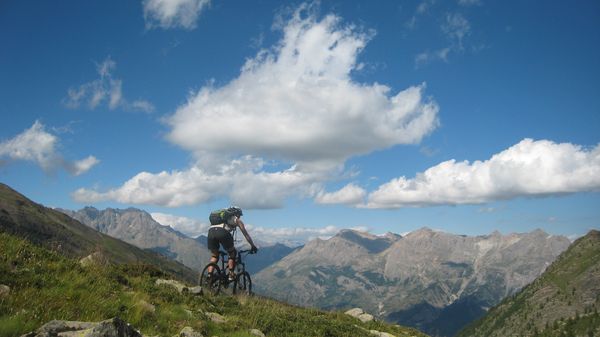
[1,0,599,244]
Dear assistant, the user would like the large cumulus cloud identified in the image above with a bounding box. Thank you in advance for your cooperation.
[74,4,439,208]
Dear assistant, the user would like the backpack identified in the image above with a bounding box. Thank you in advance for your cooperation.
[209,208,236,226]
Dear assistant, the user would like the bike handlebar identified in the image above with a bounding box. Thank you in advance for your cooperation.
[217,249,257,256]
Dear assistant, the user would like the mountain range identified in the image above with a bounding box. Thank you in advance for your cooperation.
[5,181,581,337]
[4,182,598,336]
[58,206,213,271]
[253,227,572,337]
[59,206,297,276]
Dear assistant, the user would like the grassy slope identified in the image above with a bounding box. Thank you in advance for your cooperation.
[456,230,600,337]
[0,231,429,337]
[0,183,197,283]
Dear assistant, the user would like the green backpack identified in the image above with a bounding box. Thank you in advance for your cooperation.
[209,208,239,226]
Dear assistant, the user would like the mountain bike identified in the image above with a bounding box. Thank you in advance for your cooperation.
[199,249,255,295]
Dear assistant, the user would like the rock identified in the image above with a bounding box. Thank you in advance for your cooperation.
[21,317,142,337]
[20,320,95,337]
[345,308,374,322]
[345,308,364,317]
[188,286,203,295]
[0,284,10,298]
[249,329,266,337]
[156,279,187,293]
[369,330,396,337]
[87,318,142,337]
[205,312,227,324]
[79,251,109,267]
[177,326,204,337]
[358,312,374,322]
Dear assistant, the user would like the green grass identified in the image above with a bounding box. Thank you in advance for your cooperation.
[0,231,428,337]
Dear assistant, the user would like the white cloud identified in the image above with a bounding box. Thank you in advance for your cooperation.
[414,11,476,67]
[0,121,99,175]
[69,156,100,176]
[415,47,450,68]
[366,139,600,208]
[130,100,156,113]
[442,12,471,50]
[166,5,439,169]
[249,224,370,247]
[316,183,366,205]
[151,212,210,238]
[143,0,210,30]
[405,0,436,30]
[75,4,439,209]
[72,157,324,208]
[63,57,155,113]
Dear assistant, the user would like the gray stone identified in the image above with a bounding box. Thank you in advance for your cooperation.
[156,279,187,293]
[205,312,227,324]
[358,313,374,322]
[79,251,109,267]
[369,330,396,337]
[249,329,266,337]
[345,308,364,318]
[188,286,203,295]
[345,308,374,322]
[0,284,10,298]
[178,326,204,337]
[21,317,142,337]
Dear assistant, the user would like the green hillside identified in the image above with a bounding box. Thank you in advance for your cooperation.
[0,182,197,283]
[0,231,428,337]
[456,230,600,337]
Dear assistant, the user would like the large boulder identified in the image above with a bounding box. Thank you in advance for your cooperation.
[21,317,142,337]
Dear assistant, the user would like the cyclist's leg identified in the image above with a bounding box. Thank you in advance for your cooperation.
[221,230,236,277]
[207,228,220,273]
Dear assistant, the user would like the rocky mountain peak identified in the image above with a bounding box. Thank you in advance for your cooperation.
[81,206,100,218]
[335,229,401,254]
[255,227,571,337]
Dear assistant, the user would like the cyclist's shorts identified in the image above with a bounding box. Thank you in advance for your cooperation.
[207,227,234,252]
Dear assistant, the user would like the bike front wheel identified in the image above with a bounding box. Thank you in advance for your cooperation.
[236,271,252,295]
[199,263,221,295]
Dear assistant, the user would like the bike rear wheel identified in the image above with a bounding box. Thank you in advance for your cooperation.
[199,263,221,295]
[236,271,252,295]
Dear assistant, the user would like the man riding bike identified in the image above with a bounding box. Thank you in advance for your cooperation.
[207,206,258,281]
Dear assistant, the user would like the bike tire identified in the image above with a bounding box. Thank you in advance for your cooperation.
[220,269,238,296]
[199,263,221,295]
[236,271,252,295]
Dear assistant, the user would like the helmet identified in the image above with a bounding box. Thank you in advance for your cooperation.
[228,206,243,217]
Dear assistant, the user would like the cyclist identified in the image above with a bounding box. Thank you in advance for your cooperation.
[207,206,258,281]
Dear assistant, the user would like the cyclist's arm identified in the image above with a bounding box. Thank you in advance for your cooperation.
[236,218,256,248]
